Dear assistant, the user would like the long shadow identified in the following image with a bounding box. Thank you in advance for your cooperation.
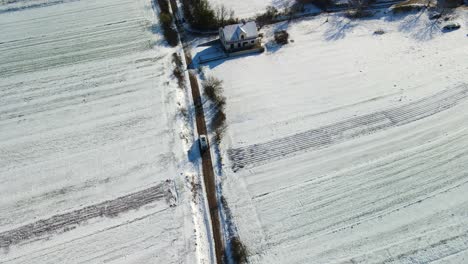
[212,51,265,68]
[192,42,227,67]
[194,46,265,69]
[187,139,201,164]
[323,15,357,41]
[149,24,172,47]
[150,0,167,47]
[396,8,442,41]
[204,105,225,177]
[322,7,448,42]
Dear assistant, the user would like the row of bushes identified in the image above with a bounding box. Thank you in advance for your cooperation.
[220,196,249,263]
[345,0,373,17]
[172,53,185,89]
[255,6,280,27]
[254,1,325,27]
[202,76,226,142]
[181,0,237,30]
[296,0,333,10]
[156,0,178,46]
[254,0,462,26]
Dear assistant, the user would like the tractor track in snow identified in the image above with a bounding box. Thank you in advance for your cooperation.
[228,85,468,172]
[0,181,176,249]
[0,18,150,78]
[251,130,468,262]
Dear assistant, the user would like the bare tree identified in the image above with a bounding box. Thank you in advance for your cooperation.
[228,9,235,21]
[216,4,227,26]
[347,0,370,17]
[282,0,291,17]
[215,4,235,26]
[348,0,368,12]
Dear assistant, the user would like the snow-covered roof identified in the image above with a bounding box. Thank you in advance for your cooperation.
[221,21,258,42]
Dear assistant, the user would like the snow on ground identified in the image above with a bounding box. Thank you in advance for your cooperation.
[208,0,293,19]
[0,0,197,263]
[199,9,468,263]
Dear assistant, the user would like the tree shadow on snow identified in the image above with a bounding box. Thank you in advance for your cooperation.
[149,24,171,47]
[201,101,226,175]
[320,8,446,42]
[149,0,175,47]
[323,15,357,41]
[394,9,442,41]
[378,8,444,41]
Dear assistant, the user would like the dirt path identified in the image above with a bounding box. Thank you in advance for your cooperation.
[188,72,225,264]
[167,1,225,263]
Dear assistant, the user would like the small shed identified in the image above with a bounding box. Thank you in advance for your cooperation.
[219,21,260,52]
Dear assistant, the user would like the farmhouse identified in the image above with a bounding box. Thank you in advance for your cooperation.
[219,21,260,52]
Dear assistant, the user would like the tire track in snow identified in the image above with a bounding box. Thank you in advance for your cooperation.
[321,202,468,264]
[381,230,468,264]
[0,13,151,78]
[341,221,468,264]
[0,180,177,249]
[0,0,81,14]
[251,131,468,263]
[257,134,468,245]
[228,85,468,172]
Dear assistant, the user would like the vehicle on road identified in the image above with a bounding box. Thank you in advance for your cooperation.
[199,135,208,152]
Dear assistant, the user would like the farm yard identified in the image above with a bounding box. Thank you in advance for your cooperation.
[0,0,198,263]
[200,9,468,264]
[1,0,467,261]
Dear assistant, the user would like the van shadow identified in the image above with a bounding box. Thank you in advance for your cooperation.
[187,139,201,164]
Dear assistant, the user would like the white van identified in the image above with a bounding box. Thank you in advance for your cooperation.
[199,135,208,152]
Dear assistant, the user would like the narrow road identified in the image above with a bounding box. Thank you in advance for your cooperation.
[167,1,225,263]
[188,72,225,264]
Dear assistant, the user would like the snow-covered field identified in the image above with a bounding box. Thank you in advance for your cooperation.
[0,0,196,263]
[201,10,468,263]
[208,0,292,19]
